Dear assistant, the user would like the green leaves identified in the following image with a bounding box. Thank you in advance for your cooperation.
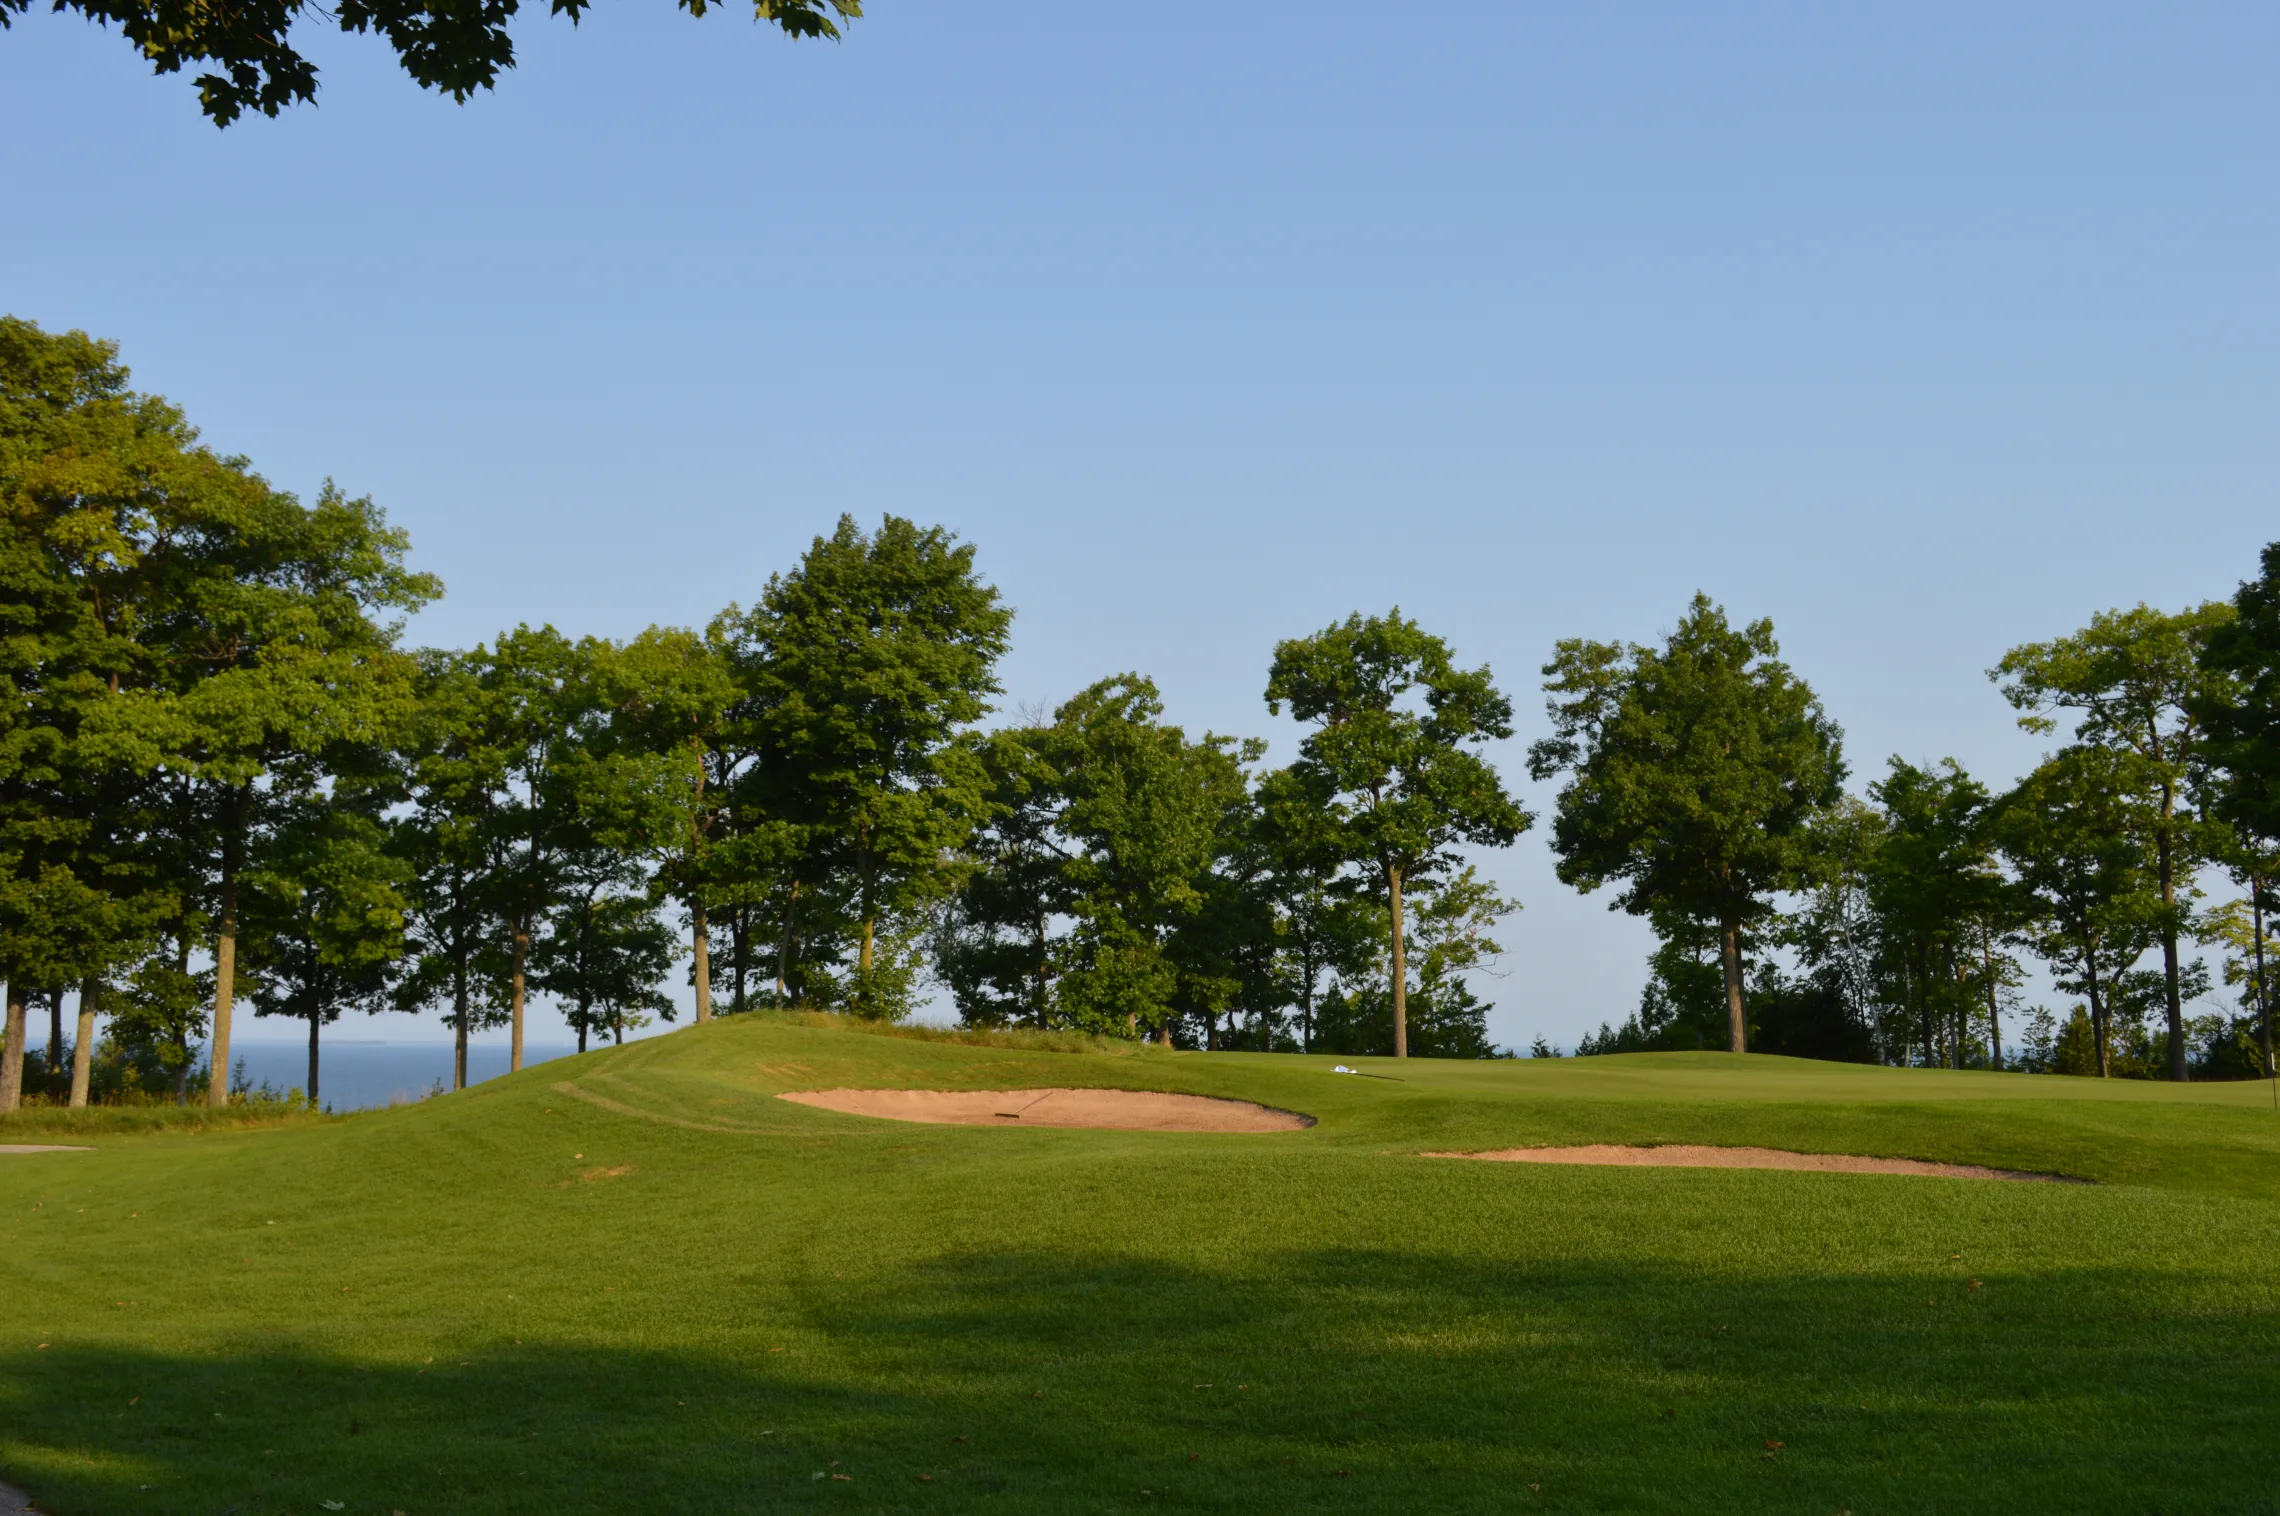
[1268,609,1530,890]
[1530,594,1843,1053]
[1268,610,1528,1056]
[19,0,862,126]
[1529,593,1843,926]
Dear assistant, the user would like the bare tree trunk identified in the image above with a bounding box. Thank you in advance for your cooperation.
[0,985,25,1112]
[1720,913,1747,1054]
[731,902,749,1014]
[2157,786,2187,1081]
[1389,865,1409,1059]
[208,799,244,1108]
[46,991,64,1093]
[1982,931,2003,1072]
[776,883,800,1008]
[1300,959,1315,1054]
[510,917,529,1071]
[577,991,590,1055]
[2082,937,2110,1079]
[452,964,469,1091]
[70,978,98,1107]
[1206,1013,1218,1052]
[1159,1018,1173,1047]
[307,1012,321,1109]
[2254,884,2272,1080]
[691,897,713,1023]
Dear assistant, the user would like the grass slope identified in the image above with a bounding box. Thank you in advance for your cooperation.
[4,1015,2278,1514]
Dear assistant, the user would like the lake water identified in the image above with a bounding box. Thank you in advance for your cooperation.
[216,1040,593,1111]
[22,1033,600,1113]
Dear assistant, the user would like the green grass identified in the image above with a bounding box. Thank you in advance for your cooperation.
[4,1014,2278,1514]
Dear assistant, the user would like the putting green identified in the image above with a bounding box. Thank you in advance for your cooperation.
[3,1014,2277,1513]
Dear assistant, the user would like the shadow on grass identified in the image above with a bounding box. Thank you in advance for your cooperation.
[5,1248,2277,1516]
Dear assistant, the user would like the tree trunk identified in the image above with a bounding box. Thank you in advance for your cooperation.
[2254,884,2272,1080]
[1719,913,1747,1055]
[1159,1018,1173,1047]
[452,963,469,1091]
[731,902,749,1014]
[577,990,590,1055]
[510,917,529,1072]
[2081,935,2110,1079]
[1388,865,1409,1059]
[0,985,25,1113]
[70,977,98,1108]
[47,991,64,1093]
[307,1011,321,1109]
[1207,1013,1218,1052]
[776,883,800,1009]
[691,896,713,1023]
[1981,931,2003,1072]
[2157,785,2187,1081]
[208,784,248,1108]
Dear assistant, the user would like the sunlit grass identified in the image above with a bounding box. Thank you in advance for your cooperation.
[4,1016,2277,1512]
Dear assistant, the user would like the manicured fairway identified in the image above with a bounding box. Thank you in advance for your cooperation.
[4,1016,2279,1514]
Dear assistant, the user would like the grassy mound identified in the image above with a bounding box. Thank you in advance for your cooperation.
[5,1014,2278,1513]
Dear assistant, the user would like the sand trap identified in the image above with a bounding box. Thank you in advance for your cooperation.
[0,1144,92,1155]
[1425,1144,2083,1183]
[778,1087,1313,1132]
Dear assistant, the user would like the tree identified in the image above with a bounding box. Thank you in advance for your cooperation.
[1990,745,2159,1079]
[2198,542,2280,1079]
[116,479,436,1108]
[391,651,508,1090]
[1317,864,1518,1059]
[1862,758,2017,1069]
[0,318,231,1107]
[2,319,435,1109]
[465,625,607,1069]
[1269,611,1529,1058]
[532,887,674,1051]
[1995,602,2235,1080]
[13,0,860,127]
[588,621,747,1022]
[748,516,1011,1017]
[1530,594,1844,1054]
[242,770,409,1105]
[1251,764,1376,1052]
[934,726,1076,1029]
[1043,675,1249,1041]
[2198,886,2275,1080]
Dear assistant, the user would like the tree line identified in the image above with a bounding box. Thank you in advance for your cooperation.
[2,316,2274,1111]
[0,318,1529,1111]
[1540,582,2278,1082]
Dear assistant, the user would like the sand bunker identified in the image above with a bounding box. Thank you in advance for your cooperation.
[1425,1144,2082,1182]
[778,1087,1312,1132]
[0,1144,92,1155]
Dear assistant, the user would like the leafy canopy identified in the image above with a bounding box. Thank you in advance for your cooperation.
[1529,593,1844,931]
[5,0,859,126]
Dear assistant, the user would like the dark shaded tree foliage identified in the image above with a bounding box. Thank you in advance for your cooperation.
[5,0,858,126]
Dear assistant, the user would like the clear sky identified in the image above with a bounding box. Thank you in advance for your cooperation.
[4,3,2274,1050]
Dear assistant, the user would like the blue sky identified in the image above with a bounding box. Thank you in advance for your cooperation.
[4,2,2274,1049]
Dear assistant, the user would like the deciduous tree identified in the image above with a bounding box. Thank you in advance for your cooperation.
[1995,602,2235,1080]
[1530,595,1842,1053]
[1269,611,1528,1058]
